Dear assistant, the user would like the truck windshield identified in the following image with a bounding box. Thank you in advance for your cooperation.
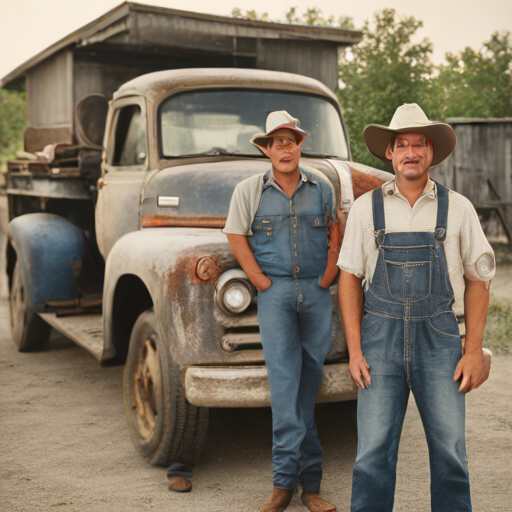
[159,89,348,159]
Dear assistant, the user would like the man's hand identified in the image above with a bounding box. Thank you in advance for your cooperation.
[349,353,371,389]
[454,348,492,393]
[253,274,272,291]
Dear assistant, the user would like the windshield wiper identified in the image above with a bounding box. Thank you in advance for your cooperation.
[301,151,342,159]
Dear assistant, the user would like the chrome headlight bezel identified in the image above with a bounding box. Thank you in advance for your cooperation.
[215,269,254,315]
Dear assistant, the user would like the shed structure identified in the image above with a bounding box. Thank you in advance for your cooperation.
[430,118,512,244]
[0,1,361,153]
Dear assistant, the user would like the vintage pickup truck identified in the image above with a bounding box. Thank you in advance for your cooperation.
[6,68,392,467]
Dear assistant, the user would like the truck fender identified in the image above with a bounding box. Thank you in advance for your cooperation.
[8,213,85,311]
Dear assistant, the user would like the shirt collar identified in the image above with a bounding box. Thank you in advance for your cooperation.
[262,167,310,190]
[383,178,437,199]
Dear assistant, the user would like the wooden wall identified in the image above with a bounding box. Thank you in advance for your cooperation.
[26,49,73,129]
[431,120,512,237]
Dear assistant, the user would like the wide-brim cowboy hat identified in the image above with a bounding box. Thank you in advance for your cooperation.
[250,110,308,151]
[363,103,456,168]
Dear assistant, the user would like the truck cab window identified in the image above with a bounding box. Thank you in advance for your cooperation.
[110,105,147,166]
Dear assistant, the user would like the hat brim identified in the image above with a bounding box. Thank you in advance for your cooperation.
[250,124,308,152]
[363,123,456,167]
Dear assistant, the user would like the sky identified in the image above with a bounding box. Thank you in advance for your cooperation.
[0,0,511,80]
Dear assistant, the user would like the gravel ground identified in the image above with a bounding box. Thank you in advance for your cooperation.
[0,192,510,511]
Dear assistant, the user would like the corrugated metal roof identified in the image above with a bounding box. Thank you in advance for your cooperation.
[1,1,362,88]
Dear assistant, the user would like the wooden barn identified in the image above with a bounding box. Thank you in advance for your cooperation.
[0,1,361,153]
[430,118,512,245]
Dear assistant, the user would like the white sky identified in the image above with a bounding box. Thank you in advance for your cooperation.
[0,0,511,80]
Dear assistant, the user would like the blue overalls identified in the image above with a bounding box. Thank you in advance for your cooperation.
[351,184,471,512]
[250,169,334,492]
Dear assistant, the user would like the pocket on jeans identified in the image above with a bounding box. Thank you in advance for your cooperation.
[428,311,461,339]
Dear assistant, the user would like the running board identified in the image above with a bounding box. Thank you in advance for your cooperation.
[38,312,103,360]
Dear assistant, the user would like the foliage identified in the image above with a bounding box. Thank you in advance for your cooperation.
[0,89,26,170]
[484,301,512,355]
[285,7,354,29]
[231,7,354,29]
[230,8,270,22]
[435,31,512,119]
[338,9,439,168]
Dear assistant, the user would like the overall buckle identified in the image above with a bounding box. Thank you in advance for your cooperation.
[435,226,446,241]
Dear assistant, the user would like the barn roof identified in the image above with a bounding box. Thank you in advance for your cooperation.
[1,1,362,88]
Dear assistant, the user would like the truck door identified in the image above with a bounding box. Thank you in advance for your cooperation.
[96,97,148,258]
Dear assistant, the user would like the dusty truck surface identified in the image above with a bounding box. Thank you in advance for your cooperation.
[5,67,392,466]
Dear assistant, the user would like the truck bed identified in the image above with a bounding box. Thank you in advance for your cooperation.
[38,312,103,360]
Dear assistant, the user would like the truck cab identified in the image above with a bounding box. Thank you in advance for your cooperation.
[6,68,392,467]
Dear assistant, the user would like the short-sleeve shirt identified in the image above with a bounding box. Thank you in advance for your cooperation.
[337,178,495,316]
[223,167,336,236]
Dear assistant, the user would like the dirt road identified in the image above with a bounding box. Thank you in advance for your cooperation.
[0,293,510,512]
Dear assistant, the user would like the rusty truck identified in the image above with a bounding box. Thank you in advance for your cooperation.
[5,67,393,467]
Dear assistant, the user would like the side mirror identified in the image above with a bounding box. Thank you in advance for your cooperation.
[76,94,109,148]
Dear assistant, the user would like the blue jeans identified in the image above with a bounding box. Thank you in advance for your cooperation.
[351,314,469,512]
[258,276,333,492]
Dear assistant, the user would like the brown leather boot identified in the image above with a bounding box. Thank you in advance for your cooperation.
[301,491,337,512]
[259,488,294,512]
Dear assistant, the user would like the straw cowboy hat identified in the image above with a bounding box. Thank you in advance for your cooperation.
[250,111,308,151]
[363,103,456,167]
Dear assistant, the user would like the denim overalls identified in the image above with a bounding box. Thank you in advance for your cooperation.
[250,169,334,493]
[351,184,471,512]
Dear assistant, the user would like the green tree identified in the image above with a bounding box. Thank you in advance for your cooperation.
[436,31,512,118]
[338,9,439,168]
[0,89,26,170]
[285,7,354,29]
[231,8,270,22]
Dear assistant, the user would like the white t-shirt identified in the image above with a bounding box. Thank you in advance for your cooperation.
[337,179,496,316]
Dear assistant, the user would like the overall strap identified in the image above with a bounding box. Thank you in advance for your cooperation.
[372,187,386,247]
[434,181,449,242]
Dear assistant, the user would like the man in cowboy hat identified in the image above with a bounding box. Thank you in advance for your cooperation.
[223,111,340,512]
[337,103,494,511]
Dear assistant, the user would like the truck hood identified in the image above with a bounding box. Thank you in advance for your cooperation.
[140,159,337,226]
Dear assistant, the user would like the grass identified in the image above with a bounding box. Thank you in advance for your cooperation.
[483,301,512,355]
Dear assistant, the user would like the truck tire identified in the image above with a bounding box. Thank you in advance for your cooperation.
[123,310,208,467]
[10,260,51,352]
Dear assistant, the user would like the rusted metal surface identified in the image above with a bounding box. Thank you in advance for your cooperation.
[38,312,103,360]
[346,162,394,200]
[115,67,338,106]
[6,175,92,200]
[141,215,226,228]
[184,363,359,408]
[196,256,222,282]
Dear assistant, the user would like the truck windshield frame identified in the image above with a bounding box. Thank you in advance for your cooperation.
[157,88,349,160]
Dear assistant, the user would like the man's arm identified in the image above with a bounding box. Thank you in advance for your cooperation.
[319,213,345,288]
[226,234,272,291]
[338,270,371,388]
[454,278,491,393]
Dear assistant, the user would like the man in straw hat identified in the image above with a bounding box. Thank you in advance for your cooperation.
[337,103,494,511]
[223,111,340,512]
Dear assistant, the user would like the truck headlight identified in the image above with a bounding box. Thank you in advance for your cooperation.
[215,269,254,314]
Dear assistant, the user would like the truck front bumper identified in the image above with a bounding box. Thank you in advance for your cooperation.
[184,363,358,407]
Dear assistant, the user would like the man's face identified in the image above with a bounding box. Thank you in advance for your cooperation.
[385,132,433,182]
[263,128,303,174]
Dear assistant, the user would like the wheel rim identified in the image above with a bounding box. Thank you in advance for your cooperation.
[10,263,26,344]
[133,336,162,441]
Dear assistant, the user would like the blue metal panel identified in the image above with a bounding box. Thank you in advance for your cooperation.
[8,213,85,311]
